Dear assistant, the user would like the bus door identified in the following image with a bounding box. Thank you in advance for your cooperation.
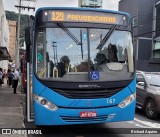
[25,26,34,122]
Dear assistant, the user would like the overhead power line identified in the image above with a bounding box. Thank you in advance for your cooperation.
[15,5,35,11]
[134,29,160,38]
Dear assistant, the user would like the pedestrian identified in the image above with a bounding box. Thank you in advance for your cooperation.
[0,68,3,88]
[2,69,7,84]
[12,68,20,94]
[7,69,14,87]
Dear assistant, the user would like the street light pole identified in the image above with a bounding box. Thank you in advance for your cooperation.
[15,0,22,68]
[52,42,57,64]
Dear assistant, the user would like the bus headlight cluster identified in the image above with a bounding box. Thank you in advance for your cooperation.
[118,92,136,108]
[34,95,58,111]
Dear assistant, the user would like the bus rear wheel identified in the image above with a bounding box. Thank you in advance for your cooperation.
[144,99,158,119]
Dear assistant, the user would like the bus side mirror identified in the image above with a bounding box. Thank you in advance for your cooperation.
[137,82,144,86]
[137,81,146,87]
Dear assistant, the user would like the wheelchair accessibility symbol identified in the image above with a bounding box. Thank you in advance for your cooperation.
[90,71,99,80]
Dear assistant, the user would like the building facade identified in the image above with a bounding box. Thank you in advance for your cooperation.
[153,1,160,59]
[0,0,10,70]
[119,0,160,72]
[8,20,17,62]
[79,0,103,8]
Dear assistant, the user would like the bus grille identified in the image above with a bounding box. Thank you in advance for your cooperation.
[60,115,109,123]
[52,88,123,99]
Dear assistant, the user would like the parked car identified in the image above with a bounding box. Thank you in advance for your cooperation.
[136,71,160,119]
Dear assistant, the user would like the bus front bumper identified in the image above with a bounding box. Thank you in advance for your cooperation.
[34,100,136,125]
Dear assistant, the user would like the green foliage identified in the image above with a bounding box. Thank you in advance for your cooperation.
[5,11,29,47]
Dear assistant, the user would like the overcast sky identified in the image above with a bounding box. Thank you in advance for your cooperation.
[3,0,120,15]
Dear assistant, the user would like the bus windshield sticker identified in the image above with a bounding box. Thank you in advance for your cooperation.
[90,71,99,80]
[37,53,43,61]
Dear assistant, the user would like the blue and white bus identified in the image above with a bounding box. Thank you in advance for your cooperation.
[25,7,136,125]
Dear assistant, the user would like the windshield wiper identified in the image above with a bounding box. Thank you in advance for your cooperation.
[57,22,82,45]
[57,22,83,59]
[97,25,116,50]
[150,84,160,87]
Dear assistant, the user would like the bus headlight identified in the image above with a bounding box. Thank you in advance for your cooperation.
[34,95,58,111]
[118,92,136,108]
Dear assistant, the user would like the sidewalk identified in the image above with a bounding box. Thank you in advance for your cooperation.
[0,80,26,136]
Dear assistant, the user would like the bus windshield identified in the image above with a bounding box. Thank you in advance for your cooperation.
[35,24,134,82]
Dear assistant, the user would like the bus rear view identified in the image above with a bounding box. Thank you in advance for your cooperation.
[28,7,136,125]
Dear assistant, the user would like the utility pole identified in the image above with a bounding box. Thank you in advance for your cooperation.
[15,0,35,68]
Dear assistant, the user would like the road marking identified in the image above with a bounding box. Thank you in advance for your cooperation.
[134,118,160,128]
[128,121,149,128]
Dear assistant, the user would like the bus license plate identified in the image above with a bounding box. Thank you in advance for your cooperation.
[80,111,97,118]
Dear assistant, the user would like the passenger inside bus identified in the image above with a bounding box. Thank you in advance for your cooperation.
[94,53,109,71]
[50,60,54,77]
[108,43,118,62]
[57,56,70,77]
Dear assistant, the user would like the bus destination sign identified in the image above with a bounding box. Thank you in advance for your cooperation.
[43,10,127,25]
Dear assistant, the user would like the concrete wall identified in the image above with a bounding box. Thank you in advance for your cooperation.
[0,0,10,70]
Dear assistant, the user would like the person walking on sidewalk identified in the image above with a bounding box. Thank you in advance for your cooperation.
[13,68,20,94]
[0,68,3,88]
[7,69,14,87]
